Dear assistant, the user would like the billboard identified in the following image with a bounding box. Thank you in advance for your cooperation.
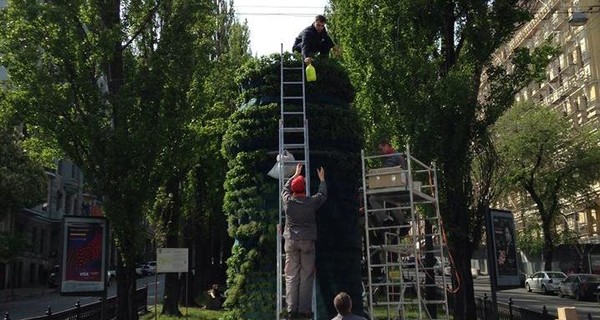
[488,209,521,288]
[60,216,107,296]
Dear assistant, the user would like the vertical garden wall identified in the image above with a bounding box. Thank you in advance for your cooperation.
[221,54,364,319]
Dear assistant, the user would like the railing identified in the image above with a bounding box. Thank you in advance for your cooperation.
[475,293,596,320]
[444,290,596,320]
[3,286,147,320]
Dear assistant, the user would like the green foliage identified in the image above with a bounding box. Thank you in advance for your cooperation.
[329,2,556,318]
[515,216,544,257]
[221,55,363,319]
[493,101,600,267]
[0,1,220,317]
[236,54,354,108]
[0,127,46,221]
[0,231,31,263]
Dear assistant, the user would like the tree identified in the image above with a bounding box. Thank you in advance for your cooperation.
[0,231,30,299]
[492,101,600,270]
[184,0,251,297]
[329,1,555,318]
[0,126,46,221]
[0,1,214,318]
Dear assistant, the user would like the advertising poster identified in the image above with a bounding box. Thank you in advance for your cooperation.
[60,216,107,296]
[488,209,521,287]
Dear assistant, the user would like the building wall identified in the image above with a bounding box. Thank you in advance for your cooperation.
[489,0,600,245]
[0,160,88,289]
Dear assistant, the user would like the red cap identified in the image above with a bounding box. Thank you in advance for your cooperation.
[291,176,306,194]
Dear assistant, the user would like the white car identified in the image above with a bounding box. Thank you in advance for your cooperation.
[135,263,150,277]
[525,271,566,294]
[146,261,157,275]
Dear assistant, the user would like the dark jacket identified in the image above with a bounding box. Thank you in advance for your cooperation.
[292,24,334,58]
[282,178,327,241]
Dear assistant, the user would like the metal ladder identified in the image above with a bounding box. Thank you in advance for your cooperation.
[276,43,315,320]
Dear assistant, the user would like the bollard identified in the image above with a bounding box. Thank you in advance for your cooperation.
[75,300,81,319]
[46,306,52,319]
[542,305,548,315]
[557,307,579,320]
[508,297,514,320]
[3,312,10,320]
[587,313,592,320]
[483,293,489,320]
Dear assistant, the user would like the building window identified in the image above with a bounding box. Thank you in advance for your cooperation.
[589,85,597,102]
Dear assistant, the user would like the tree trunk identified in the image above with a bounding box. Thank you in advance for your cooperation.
[542,223,554,271]
[162,273,182,316]
[161,177,183,316]
[116,252,138,320]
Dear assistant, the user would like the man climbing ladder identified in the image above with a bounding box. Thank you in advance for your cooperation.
[281,163,327,319]
[277,43,318,320]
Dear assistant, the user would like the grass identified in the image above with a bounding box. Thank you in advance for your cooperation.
[140,305,225,320]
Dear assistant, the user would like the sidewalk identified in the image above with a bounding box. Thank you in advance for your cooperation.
[0,286,52,303]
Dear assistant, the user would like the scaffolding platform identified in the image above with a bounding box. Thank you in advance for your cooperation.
[361,146,451,320]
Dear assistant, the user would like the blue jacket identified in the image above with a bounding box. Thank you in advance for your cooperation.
[292,24,334,58]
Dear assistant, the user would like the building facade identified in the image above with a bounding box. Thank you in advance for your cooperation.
[484,0,600,271]
[0,160,98,289]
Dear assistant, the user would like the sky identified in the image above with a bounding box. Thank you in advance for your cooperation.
[233,0,329,57]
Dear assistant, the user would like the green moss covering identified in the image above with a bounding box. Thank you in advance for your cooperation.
[222,55,365,319]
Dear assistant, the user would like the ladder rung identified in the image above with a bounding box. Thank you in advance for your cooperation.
[283,67,303,70]
[283,143,305,149]
[283,81,303,85]
[283,111,304,115]
[281,159,304,164]
[283,96,304,99]
[283,127,305,133]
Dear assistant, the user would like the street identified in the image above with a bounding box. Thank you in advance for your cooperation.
[0,274,164,320]
[473,275,600,319]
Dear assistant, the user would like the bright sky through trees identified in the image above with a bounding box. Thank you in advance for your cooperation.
[233,0,329,56]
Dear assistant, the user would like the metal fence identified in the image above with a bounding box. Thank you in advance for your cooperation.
[3,286,147,320]
[476,294,555,320]
[475,293,596,320]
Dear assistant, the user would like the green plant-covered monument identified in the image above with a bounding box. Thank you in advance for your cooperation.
[221,55,364,319]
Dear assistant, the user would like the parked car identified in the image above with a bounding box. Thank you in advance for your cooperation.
[47,265,60,288]
[136,263,150,277]
[558,273,600,301]
[107,268,116,282]
[525,271,566,294]
[519,272,528,287]
[146,261,157,275]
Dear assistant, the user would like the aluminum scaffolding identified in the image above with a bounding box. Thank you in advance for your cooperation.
[361,145,451,320]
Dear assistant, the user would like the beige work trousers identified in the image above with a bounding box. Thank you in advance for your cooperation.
[284,239,315,314]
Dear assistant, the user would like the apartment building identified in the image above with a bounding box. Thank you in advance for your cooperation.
[486,0,600,249]
[0,160,93,289]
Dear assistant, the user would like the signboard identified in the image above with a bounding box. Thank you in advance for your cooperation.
[157,248,188,273]
[488,209,521,288]
[60,216,107,296]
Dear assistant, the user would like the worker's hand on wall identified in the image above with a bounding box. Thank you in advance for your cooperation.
[294,163,303,177]
[317,167,325,181]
